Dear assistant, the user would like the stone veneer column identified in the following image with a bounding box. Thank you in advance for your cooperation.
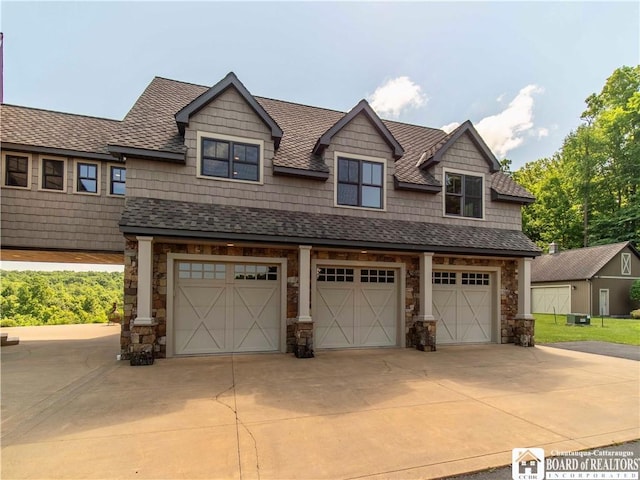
[515,257,535,347]
[415,252,437,351]
[294,245,314,357]
[129,236,158,357]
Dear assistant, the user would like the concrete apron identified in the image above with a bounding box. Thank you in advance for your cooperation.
[1,324,638,480]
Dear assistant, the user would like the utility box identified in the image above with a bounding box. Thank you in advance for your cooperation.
[567,313,590,325]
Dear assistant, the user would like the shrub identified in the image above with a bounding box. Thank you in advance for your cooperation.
[631,309,640,319]
[0,319,18,327]
[631,279,640,304]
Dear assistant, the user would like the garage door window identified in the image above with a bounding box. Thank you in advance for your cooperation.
[433,272,456,284]
[462,272,490,286]
[317,268,354,282]
[234,264,278,280]
[178,262,226,279]
[361,269,395,283]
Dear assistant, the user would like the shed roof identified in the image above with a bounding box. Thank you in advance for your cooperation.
[531,241,638,282]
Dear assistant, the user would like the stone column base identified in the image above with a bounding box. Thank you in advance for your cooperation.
[414,320,437,352]
[293,322,314,358]
[126,324,159,357]
[514,317,535,347]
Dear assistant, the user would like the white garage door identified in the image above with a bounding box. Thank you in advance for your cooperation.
[315,267,398,348]
[174,261,280,355]
[531,286,570,314]
[433,271,493,344]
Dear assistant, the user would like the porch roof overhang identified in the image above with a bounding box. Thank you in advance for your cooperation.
[120,197,541,258]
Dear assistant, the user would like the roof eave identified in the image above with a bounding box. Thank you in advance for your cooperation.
[174,72,283,148]
[312,99,404,159]
[107,145,186,163]
[394,177,442,193]
[119,224,540,257]
[420,121,501,173]
[1,142,115,162]
[491,189,535,205]
[272,165,329,181]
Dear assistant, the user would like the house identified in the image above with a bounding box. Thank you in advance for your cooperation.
[1,72,541,357]
[515,449,542,475]
[0,105,125,264]
[531,241,640,317]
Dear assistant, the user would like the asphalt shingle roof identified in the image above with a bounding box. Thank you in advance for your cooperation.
[108,76,532,201]
[1,104,119,155]
[531,242,635,282]
[120,197,541,256]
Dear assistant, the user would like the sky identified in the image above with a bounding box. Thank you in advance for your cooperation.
[1,1,638,171]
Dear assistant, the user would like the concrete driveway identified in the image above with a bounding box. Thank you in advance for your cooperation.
[1,324,639,480]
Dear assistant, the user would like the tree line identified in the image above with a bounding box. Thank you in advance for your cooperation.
[509,65,639,250]
[0,270,123,327]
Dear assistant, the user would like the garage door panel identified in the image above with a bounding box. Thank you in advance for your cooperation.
[233,284,279,352]
[316,287,356,347]
[434,272,493,345]
[175,285,227,354]
[360,287,396,346]
[174,261,280,355]
[315,267,398,349]
[531,286,570,314]
[433,289,457,344]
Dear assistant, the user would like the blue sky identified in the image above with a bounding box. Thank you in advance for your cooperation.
[1,1,638,171]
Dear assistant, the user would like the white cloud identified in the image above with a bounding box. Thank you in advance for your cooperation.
[368,76,427,118]
[441,85,546,158]
[535,127,549,138]
[474,85,545,158]
[441,122,460,134]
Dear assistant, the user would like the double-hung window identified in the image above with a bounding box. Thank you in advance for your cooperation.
[110,166,126,196]
[4,153,30,188]
[444,171,483,219]
[337,157,384,209]
[201,137,260,182]
[76,162,98,194]
[41,158,65,191]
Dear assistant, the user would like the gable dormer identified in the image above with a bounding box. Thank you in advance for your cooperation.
[312,100,404,159]
[174,72,283,148]
[417,120,500,172]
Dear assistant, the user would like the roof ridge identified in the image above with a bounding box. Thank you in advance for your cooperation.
[152,76,209,89]
[546,241,629,256]
[1,103,121,122]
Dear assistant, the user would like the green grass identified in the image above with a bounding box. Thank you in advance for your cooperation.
[534,313,640,345]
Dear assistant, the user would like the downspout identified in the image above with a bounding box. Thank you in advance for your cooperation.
[587,278,592,316]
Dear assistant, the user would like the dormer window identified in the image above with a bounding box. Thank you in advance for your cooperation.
[335,154,385,210]
[444,169,484,219]
[196,131,264,184]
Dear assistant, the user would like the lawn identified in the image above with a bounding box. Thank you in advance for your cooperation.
[534,313,640,345]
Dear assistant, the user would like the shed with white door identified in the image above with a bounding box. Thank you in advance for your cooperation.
[531,242,640,317]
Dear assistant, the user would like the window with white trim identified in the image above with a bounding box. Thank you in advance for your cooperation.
[201,137,260,182]
[337,157,384,209]
[361,269,395,284]
[41,158,66,191]
[110,166,126,196]
[621,253,631,276]
[75,161,99,194]
[445,171,483,219]
[3,153,31,188]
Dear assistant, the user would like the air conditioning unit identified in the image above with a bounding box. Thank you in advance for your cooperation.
[567,313,590,325]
